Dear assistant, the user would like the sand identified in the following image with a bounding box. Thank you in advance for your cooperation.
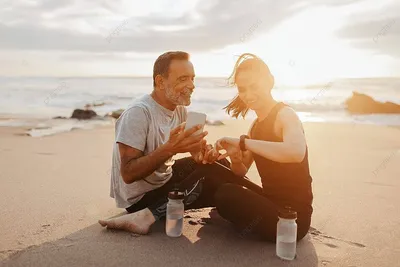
[0,120,399,266]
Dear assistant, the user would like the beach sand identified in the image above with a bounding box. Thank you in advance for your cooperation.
[0,120,399,266]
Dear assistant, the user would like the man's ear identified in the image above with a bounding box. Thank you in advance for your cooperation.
[155,74,165,90]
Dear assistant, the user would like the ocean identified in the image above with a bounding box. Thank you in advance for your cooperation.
[0,76,399,137]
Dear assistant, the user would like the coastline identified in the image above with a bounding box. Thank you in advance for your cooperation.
[1,112,400,138]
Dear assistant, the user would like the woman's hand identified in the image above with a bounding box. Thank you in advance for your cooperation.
[192,142,220,164]
[214,137,242,162]
[202,144,220,164]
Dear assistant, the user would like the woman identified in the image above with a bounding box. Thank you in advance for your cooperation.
[212,53,313,242]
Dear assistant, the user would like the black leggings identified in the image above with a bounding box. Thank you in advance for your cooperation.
[126,157,311,242]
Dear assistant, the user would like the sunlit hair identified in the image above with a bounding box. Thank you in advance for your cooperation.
[223,53,272,118]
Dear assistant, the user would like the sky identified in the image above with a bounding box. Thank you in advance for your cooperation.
[0,0,399,85]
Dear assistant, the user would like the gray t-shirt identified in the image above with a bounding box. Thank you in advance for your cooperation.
[110,94,187,208]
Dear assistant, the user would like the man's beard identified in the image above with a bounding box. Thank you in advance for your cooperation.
[165,87,192,106]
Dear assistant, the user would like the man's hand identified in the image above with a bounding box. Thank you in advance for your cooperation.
[166,122,208,155]
[191,140,206,164]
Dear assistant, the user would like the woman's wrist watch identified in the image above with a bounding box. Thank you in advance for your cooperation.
[239,135,250,151]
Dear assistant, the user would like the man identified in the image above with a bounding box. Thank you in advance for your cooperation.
[99,51,232,234]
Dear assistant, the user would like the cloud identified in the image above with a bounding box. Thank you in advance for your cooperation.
[336,2,400,57]
[38,0,72,10]
[0,0,363,53]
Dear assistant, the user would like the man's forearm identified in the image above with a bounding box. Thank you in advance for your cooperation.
[121,144,174,184]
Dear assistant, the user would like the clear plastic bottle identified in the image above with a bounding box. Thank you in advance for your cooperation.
[276,207,297,260]
[166,190,184,237]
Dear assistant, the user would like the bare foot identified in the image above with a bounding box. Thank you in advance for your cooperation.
[99,208,156,234]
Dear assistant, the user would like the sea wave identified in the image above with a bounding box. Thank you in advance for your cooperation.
[27,119,112,137]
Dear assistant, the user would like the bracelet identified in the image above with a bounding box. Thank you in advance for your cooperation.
[239,135,250,151]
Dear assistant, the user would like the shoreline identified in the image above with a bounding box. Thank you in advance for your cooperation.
[1,113,400,138]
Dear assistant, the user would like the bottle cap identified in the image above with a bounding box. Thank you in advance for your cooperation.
[168,190,185,200]
[278,206,297,219]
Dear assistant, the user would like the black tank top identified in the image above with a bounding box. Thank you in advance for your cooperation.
[250,102,313,213]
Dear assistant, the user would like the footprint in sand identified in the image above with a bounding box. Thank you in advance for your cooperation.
[33,224,52,235]
[309,227,366,248]
[324,243,338,248]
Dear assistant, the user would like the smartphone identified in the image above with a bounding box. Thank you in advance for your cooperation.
[184,111,207,135]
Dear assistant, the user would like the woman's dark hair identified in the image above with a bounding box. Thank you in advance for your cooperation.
[223,53,272,118]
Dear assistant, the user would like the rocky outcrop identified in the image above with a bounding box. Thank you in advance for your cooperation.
[345,92,400,114]
[105,109,124,119]
[70,109,98,120]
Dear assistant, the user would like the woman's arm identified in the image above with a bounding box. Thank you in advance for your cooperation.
[229,158,247,177]
[246,108,306,163]
[241,149,254,169]
[242,122,255,168]
[218,108,306,164]
[217,123,255,176]
[229,149,253,176]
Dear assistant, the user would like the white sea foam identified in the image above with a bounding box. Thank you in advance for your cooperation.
[26,119,112,137]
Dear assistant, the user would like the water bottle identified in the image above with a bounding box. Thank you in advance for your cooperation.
[276,207,297,260]
[166,190,184,237]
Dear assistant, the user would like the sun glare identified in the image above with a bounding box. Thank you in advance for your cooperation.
[191,4,395,86]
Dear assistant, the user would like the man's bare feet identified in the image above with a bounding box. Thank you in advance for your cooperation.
[99,208,156,234]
